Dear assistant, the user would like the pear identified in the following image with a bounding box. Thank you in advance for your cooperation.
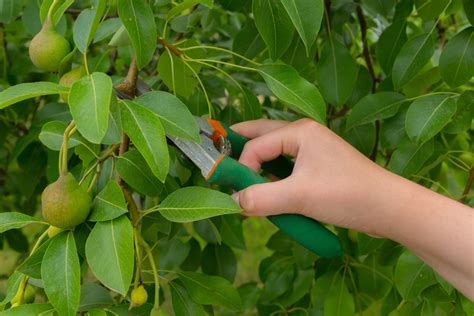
[41,173,91,229]
[59,66,86,102]
[29,21,71,72]
[131,285,148,307]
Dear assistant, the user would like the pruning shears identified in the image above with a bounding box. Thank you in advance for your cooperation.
[115,85,342,258]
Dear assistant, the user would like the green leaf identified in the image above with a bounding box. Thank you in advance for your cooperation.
[0,212,46,234]
[156,187,241,222]
[119,100,169,182]
[259,257,294,302]
[39,121,96,153]
[439,27,474,88]
[381,107,409,149]
[343,123,376,157]
[89,181,128,221]
[376,20,407,75]
[415,0,450,21]
[79,283,115,311]
[41,232,81,316]
[135,91,200,142]
[201,243,237,282]
[232,21,266,64]
[252,0,294,60]
[178,271,242,311]
[0,0,23,23]
[218,215,246,249]
[323,272,355,316]
[279,269,313,307]
[280,0,323,55]
[115,149,163,197]
[102,99,122,145]
[40,0,73,26]
[117,0,157,69]
[69,72,112,144]
[157,40,205,98]
[464,0,474,25]
[240,87,262,121]
[405,94,457,144]
[316,36,359,106]
[0,82,68,110]
[85,215,134,296]
[346,92,406,130]
[73,0,106,53]
[444,91,474,134]
[0,304,54,316]
[394,250,437,300]
[362,0,396,17]
[258,63,326,123]
[392,33,435,89]
[355,255,393,300]
[17,239,51,279]
[0,272,22,306]
[167,0,214,20]
[169,280,206,316]
[388,139,434,177]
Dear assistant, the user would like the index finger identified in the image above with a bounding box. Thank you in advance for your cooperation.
[230,119,290,139]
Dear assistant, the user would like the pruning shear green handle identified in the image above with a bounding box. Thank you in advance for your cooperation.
[172,118,342,258]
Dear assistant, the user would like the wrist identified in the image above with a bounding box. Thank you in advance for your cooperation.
[350,165,415,238]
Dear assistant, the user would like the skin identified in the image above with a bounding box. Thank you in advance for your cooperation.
[231,118,474,300]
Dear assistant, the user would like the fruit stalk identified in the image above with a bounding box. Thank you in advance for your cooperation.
[139,236,160,311]
[59,122,76,175]
[10,230,48,307]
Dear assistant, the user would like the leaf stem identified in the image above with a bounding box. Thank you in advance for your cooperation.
[180,56,214,117]
[83,53,90,75]
[79,143,120,185]
[184,58,258,72]
[139,236,159,310]
[133,227,142,289]
[180,45,261,66]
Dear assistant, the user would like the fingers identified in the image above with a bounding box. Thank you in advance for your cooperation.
[234,178,302,216]
[230,119,289,139]
[238,123,302,171]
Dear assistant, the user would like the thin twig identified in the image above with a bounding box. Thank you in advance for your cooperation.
[461,167,474,204]
[114,56,140,225]
[356,3,377,92]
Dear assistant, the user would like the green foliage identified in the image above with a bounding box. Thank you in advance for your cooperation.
[0,0,472,315]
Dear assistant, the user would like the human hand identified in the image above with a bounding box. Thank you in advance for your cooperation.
[230,119,395,237]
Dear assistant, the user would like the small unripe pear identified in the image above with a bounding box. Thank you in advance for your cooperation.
[59,67,86,102]
[29,21,71,72]
[131,285,148,307]
[41,173,91,229]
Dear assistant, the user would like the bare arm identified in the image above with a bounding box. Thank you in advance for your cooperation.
[231,119,474,300]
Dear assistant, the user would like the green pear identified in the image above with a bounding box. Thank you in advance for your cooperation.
[41,173,91,229]
[29,22,71,72]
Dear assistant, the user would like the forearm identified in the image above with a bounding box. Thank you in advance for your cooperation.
[368,170,474,299]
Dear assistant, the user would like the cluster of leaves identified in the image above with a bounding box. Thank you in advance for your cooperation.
[0,0,473,315]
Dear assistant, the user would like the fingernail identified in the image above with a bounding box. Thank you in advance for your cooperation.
[232,192,240,205]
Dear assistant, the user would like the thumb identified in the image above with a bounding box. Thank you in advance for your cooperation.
[233,178,302,216]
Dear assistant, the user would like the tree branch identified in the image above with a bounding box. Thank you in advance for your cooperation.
[356,4,377,93]
[461,167,474,204]
[114,56,140,226]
